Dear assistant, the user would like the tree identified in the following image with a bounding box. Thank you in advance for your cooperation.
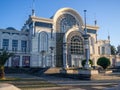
[117,45,120,54]
[97,57,110,70]
[111,45,116,55]
[81,59,93,67]
[0,50,14,79]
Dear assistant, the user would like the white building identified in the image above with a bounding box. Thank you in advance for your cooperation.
[1,8,112,68]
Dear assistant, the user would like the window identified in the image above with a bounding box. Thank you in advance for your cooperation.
[21,40,27,52]
[60,14,79,33]
[12,40,18,51]
[70,36,84,55]
[11,55,20,67]
[39,32,48,51]
[2,39,9,50]
[102,47,105,55]
[22,56,30,67]
[98,46,100,54]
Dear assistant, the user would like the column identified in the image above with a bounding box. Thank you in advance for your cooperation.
[83,34,90,69]
[41,50,46,67]
[52,49,55,67]
[38,55,41,67]
[18,40,21,52]
[43,55,46,67]
[9,39,12,51]
[50,47,55,67]
[8,58,11,67]
[20,55,22,67]
[49,35,55,67]
[63,43,69,68]
[83,10,90,69]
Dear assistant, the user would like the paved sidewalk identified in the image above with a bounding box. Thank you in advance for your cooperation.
[0,83,20,90]
[4,73,120,90]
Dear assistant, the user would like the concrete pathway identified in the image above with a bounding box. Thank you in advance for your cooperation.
[0,83,20,90]
[3,73,120,90]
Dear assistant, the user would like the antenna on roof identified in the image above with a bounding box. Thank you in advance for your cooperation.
[32,0,35,16]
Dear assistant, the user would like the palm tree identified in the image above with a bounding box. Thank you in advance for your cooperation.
[0,50,14,79]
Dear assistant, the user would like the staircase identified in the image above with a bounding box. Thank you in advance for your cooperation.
[44,67,61,74]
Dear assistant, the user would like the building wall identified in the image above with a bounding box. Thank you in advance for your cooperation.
[0,28,30,67]
[0,7,114,68]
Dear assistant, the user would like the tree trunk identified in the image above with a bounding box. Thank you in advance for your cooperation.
[0,66,5,79]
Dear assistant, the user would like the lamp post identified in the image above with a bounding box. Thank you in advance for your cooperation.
[83,10,90,69]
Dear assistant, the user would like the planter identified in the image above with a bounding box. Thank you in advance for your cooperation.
[60,68,98,80]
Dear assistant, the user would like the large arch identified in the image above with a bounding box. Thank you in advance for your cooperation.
[63,28,84,67]
[53,7,84,32]
[53,8,84,67]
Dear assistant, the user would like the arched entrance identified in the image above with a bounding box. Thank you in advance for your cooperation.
[53,8,84,67]
[63,30,84,68]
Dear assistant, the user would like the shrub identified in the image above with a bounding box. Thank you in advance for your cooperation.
[81,59,93,67]
[97,57,110,70]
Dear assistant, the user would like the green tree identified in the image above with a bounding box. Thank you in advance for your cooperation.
[117,45,120,54]
[0,50,14,79]
[81,59,93,67]
[97,57,110,70]
[111,45,116,55]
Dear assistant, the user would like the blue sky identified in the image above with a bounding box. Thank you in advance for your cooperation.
[0,0,120,47]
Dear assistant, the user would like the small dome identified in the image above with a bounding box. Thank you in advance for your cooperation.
[6,27,16,30]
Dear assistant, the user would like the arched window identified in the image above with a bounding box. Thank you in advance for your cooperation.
[70,36,84,55]
[39,31,48,52]
[60,14,79,33]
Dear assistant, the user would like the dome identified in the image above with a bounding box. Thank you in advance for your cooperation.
[6,27,16,30]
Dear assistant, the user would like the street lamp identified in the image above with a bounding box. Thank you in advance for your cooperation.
[83,10,90,69]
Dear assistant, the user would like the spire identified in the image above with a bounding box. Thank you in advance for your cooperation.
[94,13,97,26]
[32,0,35,16]
[94,19,97,26]
[108,31,110,41]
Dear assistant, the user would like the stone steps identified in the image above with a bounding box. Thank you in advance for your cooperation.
[44,68,61,74]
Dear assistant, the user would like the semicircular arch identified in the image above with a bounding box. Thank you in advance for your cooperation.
[53,8,84,32]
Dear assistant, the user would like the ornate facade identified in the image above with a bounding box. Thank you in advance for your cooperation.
[0,8,112,68]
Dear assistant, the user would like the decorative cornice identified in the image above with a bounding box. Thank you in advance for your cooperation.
[82,25,99,30]
[97,40,110,44]
[27,16,53,24]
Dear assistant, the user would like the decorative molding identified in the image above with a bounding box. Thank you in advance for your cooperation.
[82,25,99,30]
